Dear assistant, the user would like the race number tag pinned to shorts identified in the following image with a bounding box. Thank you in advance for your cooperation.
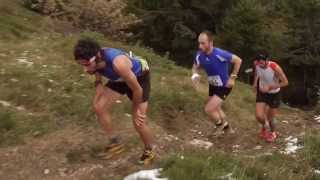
[208,75,223,87]
[131,53,149,72]
[138,57,149,71]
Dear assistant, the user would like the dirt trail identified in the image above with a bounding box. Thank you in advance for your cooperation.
[0,108,316,180]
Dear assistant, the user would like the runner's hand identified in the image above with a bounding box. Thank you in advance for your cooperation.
[226,78,235,88]
[259,85,269,93]
[268,84,279,90]
[191,73,201,89]
[133,109,146,127]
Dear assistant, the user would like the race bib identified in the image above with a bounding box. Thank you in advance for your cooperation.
[137,56,149,71]
[208,75,223,86]
[129,51,149,72]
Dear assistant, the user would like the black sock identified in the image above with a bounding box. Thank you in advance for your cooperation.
[109,135,120,144]
[145,145,152,151]
[222,121,229,130]
[215,119,223,126]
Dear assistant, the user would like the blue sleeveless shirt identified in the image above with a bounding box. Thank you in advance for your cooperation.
[98,48,143,81]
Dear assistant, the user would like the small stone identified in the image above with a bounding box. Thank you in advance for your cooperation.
[44,169,50,175]
[0,100,11,107]
[16,106,25,111]
[125,113,132,117]
[233,145,240,149]
[314,169,320,174]
[190,129,197,133]
[189,139,213,150]
[10,78,19,82]
[33,131,41,137]
[58,168,68,177]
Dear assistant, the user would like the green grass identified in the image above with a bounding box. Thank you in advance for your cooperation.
[161,133,320,180]
[0,107,53,146]
[304,133,320,169]
[162,151,241,180]
[1,2,320,180]
[0,0,47,40]
[0,6,208,145]
[0,0,263,146]
[0,110,16,131]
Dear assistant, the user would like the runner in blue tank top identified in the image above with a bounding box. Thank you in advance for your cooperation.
[191,31,242,136]
[98,48,144,81]
[74,38,154,165]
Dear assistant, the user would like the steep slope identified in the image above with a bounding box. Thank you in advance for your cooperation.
[0,1,319,180]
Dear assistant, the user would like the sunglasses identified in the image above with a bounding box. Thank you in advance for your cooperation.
[80,56,96,66]
[256,60,268,66]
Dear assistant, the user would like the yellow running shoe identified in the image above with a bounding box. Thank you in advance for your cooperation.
[97,143,125,160]
[138,149,155,165]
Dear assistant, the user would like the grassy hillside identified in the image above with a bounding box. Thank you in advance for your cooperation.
[0,1,320,180]
[0,0,47,40]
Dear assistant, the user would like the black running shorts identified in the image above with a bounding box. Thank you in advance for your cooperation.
[256,91,281,108]
[209,85,232,100]
[106,71,150,102]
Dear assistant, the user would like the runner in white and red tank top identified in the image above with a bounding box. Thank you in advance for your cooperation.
[253,52,289,143]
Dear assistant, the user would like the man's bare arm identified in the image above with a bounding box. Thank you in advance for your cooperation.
[113,55,143,110]
[230,55,242,78]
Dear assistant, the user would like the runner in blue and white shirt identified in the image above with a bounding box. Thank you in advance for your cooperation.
[191,31,242,135]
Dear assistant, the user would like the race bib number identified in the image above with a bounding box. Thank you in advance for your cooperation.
[208,75,223,86]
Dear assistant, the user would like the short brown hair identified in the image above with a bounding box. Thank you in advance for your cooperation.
[200,30,214,42]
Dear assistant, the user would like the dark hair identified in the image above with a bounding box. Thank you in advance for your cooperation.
[200,30,214,42]
[74,38,101,60]
[255,51,269,61]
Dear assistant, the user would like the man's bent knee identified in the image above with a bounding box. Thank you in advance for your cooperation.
[94,103,103,114]
[255,113,265,121]
[205,105,214,114]
[94,101,112,116]
[205,104,219,115]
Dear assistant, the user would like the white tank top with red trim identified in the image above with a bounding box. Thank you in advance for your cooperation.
[255,61,280,94]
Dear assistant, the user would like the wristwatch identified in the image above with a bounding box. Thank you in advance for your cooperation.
[230,74,238,79]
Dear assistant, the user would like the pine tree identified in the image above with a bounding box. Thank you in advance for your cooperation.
[217,0,266,70]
